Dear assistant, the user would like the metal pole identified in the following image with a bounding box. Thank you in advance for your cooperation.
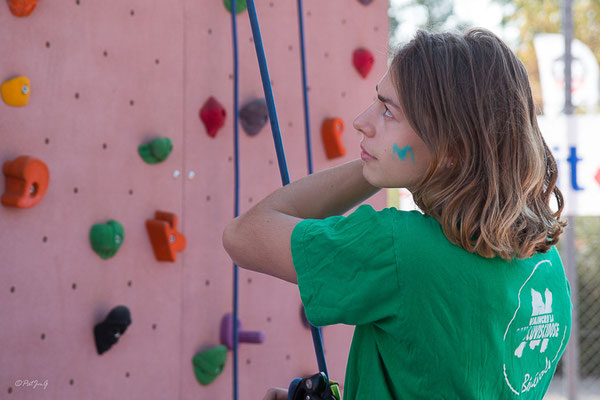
[562,0,579,399]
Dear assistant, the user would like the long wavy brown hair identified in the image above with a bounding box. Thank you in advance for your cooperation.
[389,28,567,261]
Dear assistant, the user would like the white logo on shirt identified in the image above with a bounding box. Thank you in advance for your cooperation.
[502,260,567,396]
[513,288,560,358]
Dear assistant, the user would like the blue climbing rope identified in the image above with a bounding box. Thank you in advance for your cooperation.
[230,1,240,399]
[295,0,329,380]
[246,0,329,379]
[297,0,313,176]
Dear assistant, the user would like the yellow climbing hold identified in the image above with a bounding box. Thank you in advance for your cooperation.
[1,76,31,107]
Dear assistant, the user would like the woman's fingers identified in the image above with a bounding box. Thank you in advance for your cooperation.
[262,387,288,400]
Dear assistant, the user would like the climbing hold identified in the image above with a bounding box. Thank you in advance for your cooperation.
[1,76,31,107]
[223,0,247,14]
[90,220,125,260]
[240,98,268,136]
[94,305,131,355]
[321,118,346,159]
[220,313,265,350]
[200,97,226,138]
[146,211,186,262]
[192,345,228,385]
[352,48,375,79]
[357,0,374,5]
[138,137,173,164]
[2,156,49,208]
[8,0,38,17]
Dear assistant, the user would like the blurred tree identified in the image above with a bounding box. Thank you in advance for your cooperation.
[389,0,470,42]
[390,0,600,111]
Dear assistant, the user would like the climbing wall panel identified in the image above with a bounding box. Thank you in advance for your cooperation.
[0,1,389,399]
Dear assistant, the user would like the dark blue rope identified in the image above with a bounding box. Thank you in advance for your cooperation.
[246,0,329,379]
[246,0,290,185]
[296,0,329,380]
[230,1,240,399]
[297,0,313,176]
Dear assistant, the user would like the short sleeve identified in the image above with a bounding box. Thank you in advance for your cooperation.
[291,204,400,327]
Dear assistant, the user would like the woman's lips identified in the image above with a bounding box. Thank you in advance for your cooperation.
[361,146,376,161]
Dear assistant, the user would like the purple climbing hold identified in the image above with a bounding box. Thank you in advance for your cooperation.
[240,98,269,136]
[220,313,265,350]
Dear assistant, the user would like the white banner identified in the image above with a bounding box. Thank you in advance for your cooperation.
[538,114,600,216]
[533,33,599,115]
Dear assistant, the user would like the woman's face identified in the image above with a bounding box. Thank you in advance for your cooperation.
[353,70,432,190]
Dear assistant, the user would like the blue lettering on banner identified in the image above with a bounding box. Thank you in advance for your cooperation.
[552,146,584,191]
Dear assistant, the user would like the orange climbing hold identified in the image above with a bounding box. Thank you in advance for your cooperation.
[146,211,186,262]
[2,156,50,208]
[1,76,31,107]
[8,0,39,17]
[321,118,346,160]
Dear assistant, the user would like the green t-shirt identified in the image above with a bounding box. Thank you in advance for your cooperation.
[290,204,572,399]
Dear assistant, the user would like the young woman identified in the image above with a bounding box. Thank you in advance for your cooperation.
[223,28,572,399]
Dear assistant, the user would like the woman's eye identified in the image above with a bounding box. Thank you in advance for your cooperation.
[383,105,393,118]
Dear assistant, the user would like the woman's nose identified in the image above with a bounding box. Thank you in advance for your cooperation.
[353,107,375,137]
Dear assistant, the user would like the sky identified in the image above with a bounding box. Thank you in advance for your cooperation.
[389,0,521,49]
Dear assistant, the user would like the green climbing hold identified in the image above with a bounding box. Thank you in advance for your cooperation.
[138,138,173,164]
[90,220,125,259]
[192,345,227,386]
[223,0,247,14]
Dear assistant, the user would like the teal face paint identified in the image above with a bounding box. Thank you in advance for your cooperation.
[393,143,415,164]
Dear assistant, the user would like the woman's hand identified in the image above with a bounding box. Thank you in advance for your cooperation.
[262,387,288,400]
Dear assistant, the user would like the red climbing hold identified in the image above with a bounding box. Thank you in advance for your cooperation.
[2,156,49,208]
[200,97,226,138]
[8,0,38,17]
[353,48,374,79]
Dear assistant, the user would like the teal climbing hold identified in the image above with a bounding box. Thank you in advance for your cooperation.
[192,345,228,385]
[90,220,125,259]
[138,138,173,164]
[223,0,247,14]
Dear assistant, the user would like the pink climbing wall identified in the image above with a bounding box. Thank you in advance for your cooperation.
[0,0,389,399]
